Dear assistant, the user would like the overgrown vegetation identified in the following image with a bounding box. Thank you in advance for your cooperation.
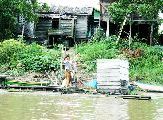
[0,0,38,39]
[109,0,163,23]
[77,35,119,72]
[0,39,60,75]
[77,35,163,84]
[0,0,49,40]
[108,0,163,44]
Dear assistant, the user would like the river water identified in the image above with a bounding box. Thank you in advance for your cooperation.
[0,91,163,120]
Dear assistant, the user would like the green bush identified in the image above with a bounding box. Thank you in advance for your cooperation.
[77,36,119,72]
[129,42,163,84]
[0,39,60,74]
[0,39,25,64]
[77,34,163,84]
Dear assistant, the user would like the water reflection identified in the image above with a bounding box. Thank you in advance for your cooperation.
[128,100,155,120]
[0,92,163,120]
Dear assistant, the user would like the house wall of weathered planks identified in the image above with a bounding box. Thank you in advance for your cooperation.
[60,19,75,37]
[75,15,88,39]
[34,12,95,45]
[35,18,52,39]
[35,17,75,38]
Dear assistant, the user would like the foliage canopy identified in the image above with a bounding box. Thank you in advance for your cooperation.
[109,0,163,23]
[0,0,42,40]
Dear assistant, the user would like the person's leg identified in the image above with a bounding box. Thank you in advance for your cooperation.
[65,71,69,87]
[67,71,72,87]
[65,70,72,87]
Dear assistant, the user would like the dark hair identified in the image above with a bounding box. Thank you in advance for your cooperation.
[64,54,70,60]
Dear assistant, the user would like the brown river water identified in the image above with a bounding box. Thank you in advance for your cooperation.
[0,91,163,120]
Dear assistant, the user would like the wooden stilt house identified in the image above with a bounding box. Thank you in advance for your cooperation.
[35,6,94,46]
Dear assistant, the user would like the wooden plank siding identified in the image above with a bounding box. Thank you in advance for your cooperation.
[35,19,52,39]
[34,8,94,45]
[60,19,74,37]
[75,15,88,39]
[97,59,129,92]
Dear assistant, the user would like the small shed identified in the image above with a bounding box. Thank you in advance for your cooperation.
[97,59,129,94]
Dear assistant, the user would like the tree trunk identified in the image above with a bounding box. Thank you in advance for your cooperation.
[116,16,128,44]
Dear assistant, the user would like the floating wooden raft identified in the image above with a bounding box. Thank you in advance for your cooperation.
[118,95,151,100]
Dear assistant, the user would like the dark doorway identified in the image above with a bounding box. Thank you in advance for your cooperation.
[48,35,62,47]
[159,34,163,45]
[52,19,59,29]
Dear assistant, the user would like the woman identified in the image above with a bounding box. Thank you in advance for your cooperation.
[63,55,73,87]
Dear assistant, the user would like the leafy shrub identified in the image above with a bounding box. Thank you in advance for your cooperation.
[0,39,60,74]
[129,42,163,84]
[77,33,163,84]
[77,36,119,72]
[0,39,25,64]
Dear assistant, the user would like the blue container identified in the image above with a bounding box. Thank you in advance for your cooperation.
[84,79,97,89]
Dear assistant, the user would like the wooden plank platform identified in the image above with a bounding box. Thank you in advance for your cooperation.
[0,85,62,92]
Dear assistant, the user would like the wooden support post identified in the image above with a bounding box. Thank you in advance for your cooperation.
[106,19,109,37]
[21,17,25,38]
[150,23,154,46]
[129,17,132,49]
[99,1,102,28]
[60,45,64,74]
[72,18,75,38]
[22,24,25,37]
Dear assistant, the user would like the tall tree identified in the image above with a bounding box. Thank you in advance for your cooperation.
[0,0,40,40]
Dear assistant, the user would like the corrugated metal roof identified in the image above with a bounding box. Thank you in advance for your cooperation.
[38,0,99,10]
[39,14,60,18]
[50,6,93,15]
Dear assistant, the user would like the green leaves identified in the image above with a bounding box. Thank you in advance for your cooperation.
[77,35,119,72]
[0,0,40,39]
[109,0,163,23]
[0,39,60,74]
[77,32,163,84]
